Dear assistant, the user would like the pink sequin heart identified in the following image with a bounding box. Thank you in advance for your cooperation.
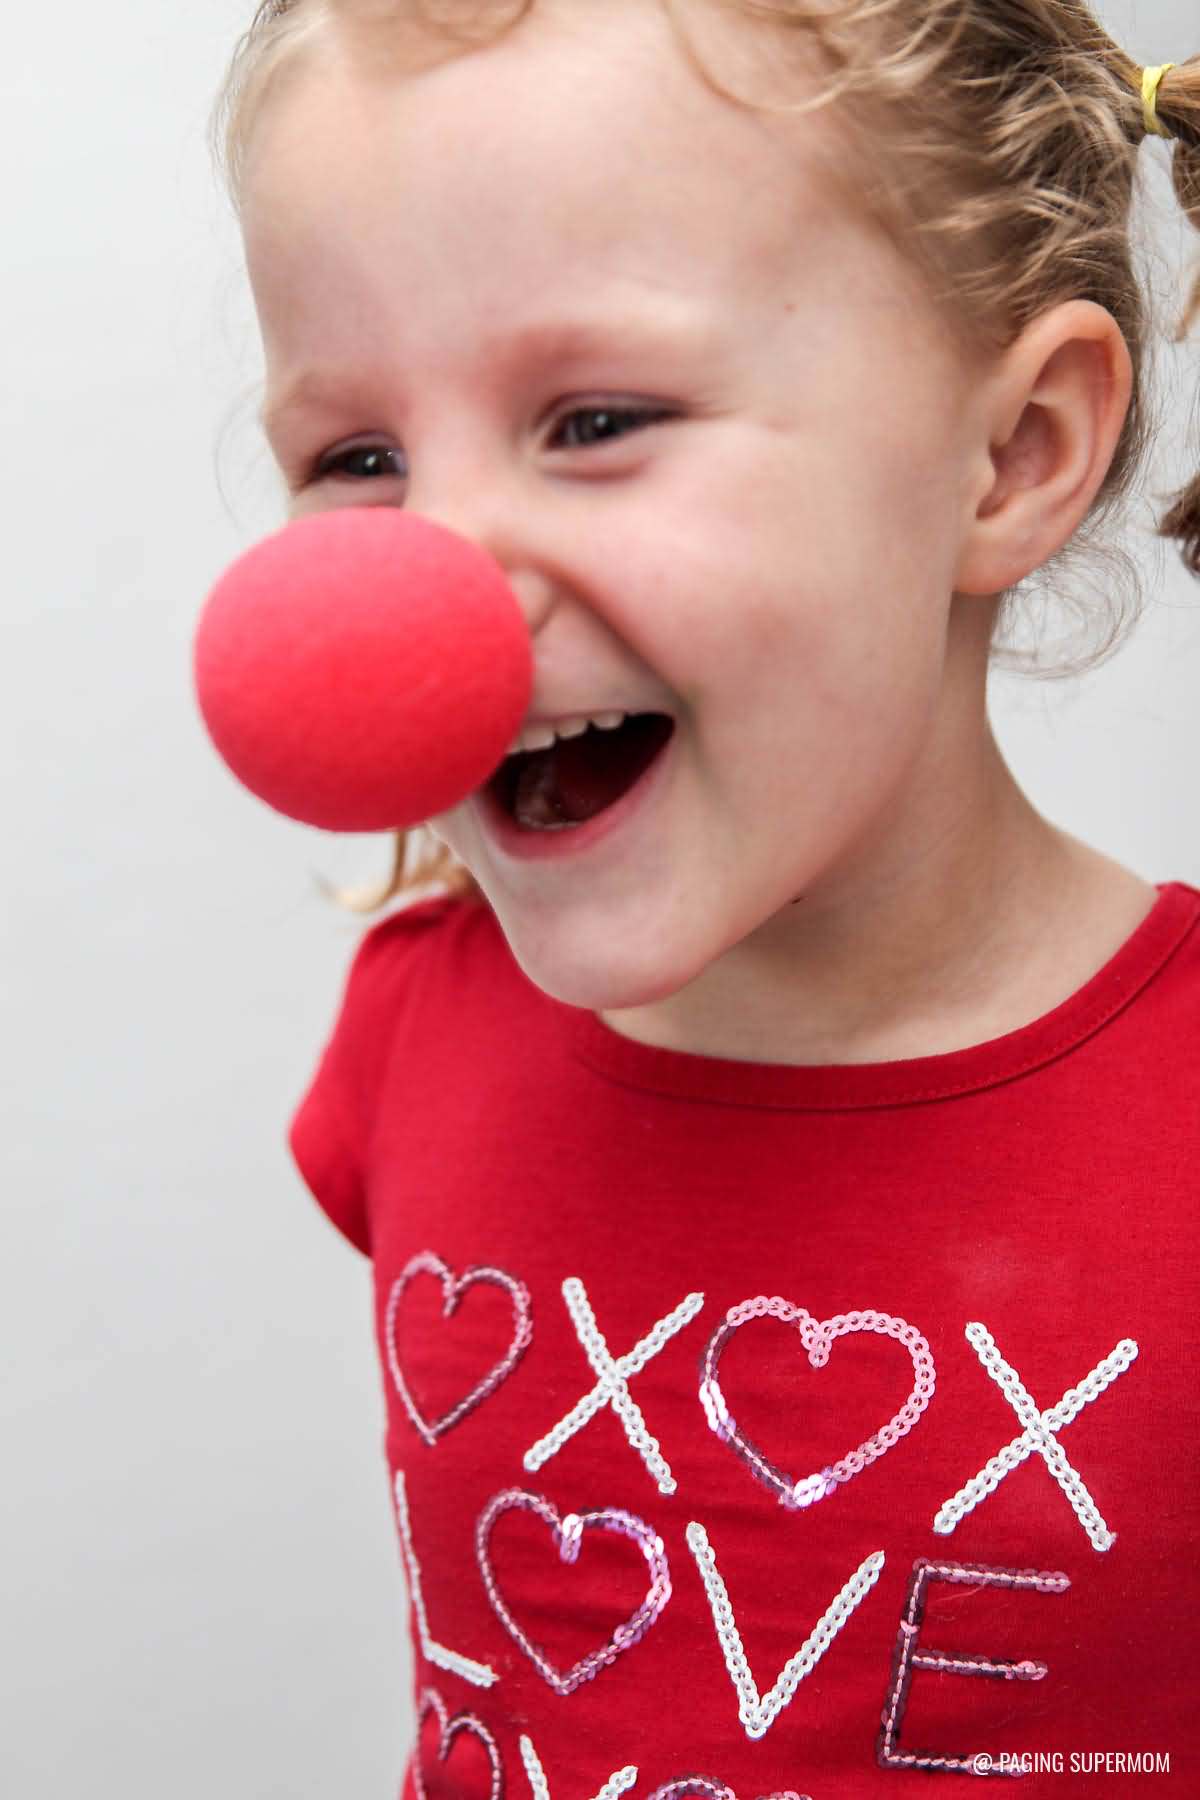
[413,1687,502,1800]
[386,1251,532,1446]
[476,1488,671,1695]
[647,1782,810,1800]
[699,1298,936,1508]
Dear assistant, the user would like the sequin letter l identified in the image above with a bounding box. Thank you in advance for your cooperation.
[476,1489,671,1695]
[700,1300,935,1508]
[387,1250,533,1446]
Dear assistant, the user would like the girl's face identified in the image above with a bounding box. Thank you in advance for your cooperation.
[244,0,998,1016]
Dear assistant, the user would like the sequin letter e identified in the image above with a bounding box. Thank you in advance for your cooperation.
[877,1559,1070,1776]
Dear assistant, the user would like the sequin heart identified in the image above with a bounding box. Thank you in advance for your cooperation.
[647,1782,810,1800]
[476,1488,671,1694]
[413,1687,502,1800]
[699,1299,936,1508]
[387,1251,533,1446]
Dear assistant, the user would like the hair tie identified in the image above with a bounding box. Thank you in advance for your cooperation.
[1141,63,1177,140]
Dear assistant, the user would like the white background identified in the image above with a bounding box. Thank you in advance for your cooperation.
[3,1,1197,1793]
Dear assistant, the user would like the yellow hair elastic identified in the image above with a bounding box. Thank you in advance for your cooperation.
[1141,63,1176,140]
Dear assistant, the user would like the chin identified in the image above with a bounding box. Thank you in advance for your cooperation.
[492,904,702,1013]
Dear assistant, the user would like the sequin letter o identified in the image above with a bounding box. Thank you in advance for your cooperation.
[387,1251,533,1447]
[413,1686,503,1800]
[476,1488,672,1695]
[699,1299,936,1508]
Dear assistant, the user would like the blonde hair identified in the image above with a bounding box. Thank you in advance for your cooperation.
[210,0,1200,916]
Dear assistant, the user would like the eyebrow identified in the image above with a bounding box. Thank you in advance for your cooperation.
[260,369,380,445]
[260,310,713,443]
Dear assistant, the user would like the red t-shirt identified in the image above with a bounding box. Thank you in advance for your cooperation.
[289,881,1199,1799]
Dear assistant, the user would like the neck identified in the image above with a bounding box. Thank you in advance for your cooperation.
[599,665,1156,1067]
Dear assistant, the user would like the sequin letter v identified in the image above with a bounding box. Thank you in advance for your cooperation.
[687,1521,884,1740]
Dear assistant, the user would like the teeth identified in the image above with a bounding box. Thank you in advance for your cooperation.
[507,710,629,758]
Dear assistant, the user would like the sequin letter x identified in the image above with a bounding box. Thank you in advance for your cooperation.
[932,1321,1139,1553]
[523,1278,705,1495]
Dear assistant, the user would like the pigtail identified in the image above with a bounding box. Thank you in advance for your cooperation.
[1148,59,1200,576]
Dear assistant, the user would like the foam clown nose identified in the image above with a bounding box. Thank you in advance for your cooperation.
[192,508,533,832]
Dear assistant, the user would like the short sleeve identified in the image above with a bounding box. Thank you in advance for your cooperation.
[287,894,456,1255]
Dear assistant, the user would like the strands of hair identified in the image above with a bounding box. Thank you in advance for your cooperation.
[210,1,1200,914]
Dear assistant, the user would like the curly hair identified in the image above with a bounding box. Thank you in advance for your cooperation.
[209,0,1200,916]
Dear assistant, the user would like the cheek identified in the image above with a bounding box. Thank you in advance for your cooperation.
[423,805,475,858]
[660,497,952,814]
[648,495,913,725]
[746,449,962,724]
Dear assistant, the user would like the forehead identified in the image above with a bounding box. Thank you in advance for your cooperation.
[239,0,908,351]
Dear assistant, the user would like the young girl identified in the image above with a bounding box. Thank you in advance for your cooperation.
[213,2,1199,1793]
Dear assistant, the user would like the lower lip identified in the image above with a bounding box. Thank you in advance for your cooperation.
[476,724,677,862]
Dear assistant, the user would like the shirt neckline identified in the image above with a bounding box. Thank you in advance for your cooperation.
[555,881,1199,1110]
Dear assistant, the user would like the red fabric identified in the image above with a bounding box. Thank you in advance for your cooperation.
[289,882,1200,1798]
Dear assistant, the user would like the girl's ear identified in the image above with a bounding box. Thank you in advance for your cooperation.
[952,300,1134,598]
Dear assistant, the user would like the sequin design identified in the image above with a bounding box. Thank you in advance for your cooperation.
[932,1322,1138,1552]
[524,1279,705,1495]
[646,1783,811,1800]
[394,1469,497,1688]
[413,1685,504,1800]
[699,1299,935,1509]
[877,1559,1071,1775]
[646,1784,734,1800]
[386,1250,533,1447]
[686,1519,884,1739]
[476,1488,671,1695]
[518,1733,638,1800]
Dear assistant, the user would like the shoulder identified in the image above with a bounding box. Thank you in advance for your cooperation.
[357,887,463,950]
[353,887,487,960]
[342,888,498,1005]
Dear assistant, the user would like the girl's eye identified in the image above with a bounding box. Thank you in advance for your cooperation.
[303,405,673,488]
[551,405,674,450]
[310,443,406,484]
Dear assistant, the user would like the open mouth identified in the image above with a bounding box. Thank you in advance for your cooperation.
[487,713,676,831]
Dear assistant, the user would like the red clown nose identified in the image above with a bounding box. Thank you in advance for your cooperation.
[192,509,533,832]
